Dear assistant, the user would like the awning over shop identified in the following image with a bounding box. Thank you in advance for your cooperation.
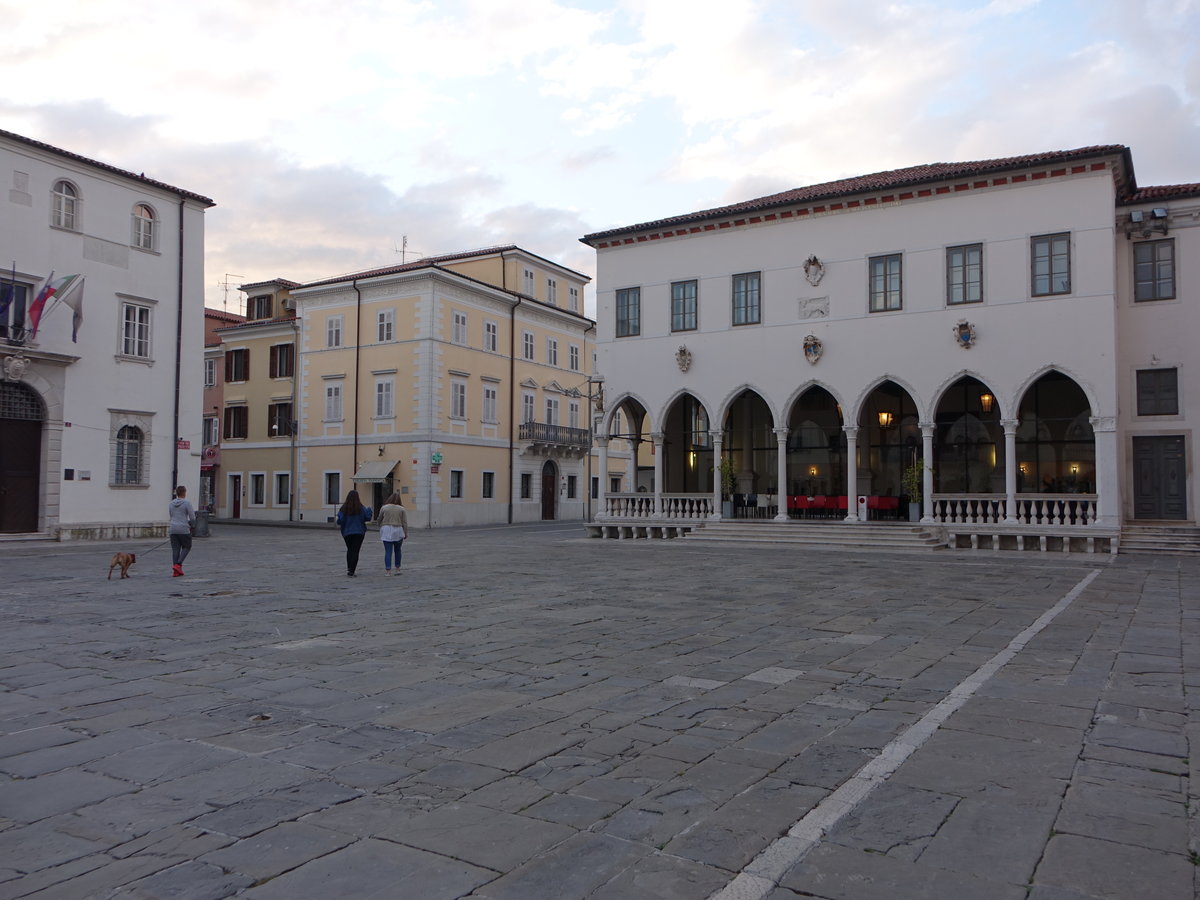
[352,460,398,483]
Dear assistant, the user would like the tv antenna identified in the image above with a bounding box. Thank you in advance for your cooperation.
[394,236,424,264]
[218,274,245,313]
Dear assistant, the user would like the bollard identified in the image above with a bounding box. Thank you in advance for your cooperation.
[194,510,211,538]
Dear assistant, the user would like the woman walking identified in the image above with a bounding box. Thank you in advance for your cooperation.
[336,490,372,576]
[168,485,196,577]
[376,492,409,575]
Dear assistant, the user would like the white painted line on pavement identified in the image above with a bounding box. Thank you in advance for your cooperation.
[709,567,1102,900]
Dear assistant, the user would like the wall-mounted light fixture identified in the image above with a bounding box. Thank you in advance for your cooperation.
[979,392,994,413]
[1125,207,1169,239]
[877,411,894,429]
[808,465,819,477]
[1069,463,1080,475]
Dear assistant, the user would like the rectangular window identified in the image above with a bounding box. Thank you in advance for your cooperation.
[453,311,468,345]
[450,469,464,499]
[524,268,535,295]
[375,380,393,418]
[732,272,761,325]
[671,280,698,331]
[482,471,495,499]
[248,295,272,319]
[520,472,532,499]
[377,309,394,342]
[0,282,30,340]
[569,400,579,429]
[569,344,580,372]
[250,473,265,505]
[545,397,559,425]
[546,337,558,366]
[569,286,579,312]
[869,254,903,311]
[223,406,248,439]
[1134,239,1175,302]
[204,358,216,387]
[1136,368,1179,416]
[225,348,248,382]
[325,383,343,421]
[522,391,535,423]
[610,475,622,493]
[275,473,290,506]
[122,303,152,357]
[484,320,498,352]
[616,287,640,337]
[591,476,599,499]
[325,472,341,505]
[268,343,294,378]
[946,244,983,305]
[547,278,557,305]
[1031,233,1070,296]
[268,402,294,436]
[567,474,577,499]
[523,331,535,360]
[203,416,219,446]
[327,315,343,348]
[482,385,497,423]
[451,380,467,419]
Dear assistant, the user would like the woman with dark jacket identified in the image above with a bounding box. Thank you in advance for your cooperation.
[335,490,372,576]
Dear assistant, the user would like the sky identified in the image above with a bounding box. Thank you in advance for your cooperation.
[1,0,1197,317]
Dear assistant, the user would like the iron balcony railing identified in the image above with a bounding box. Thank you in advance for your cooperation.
[518,421,590,448]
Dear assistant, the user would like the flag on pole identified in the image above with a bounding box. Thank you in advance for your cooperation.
[61,276,85,342]
[28,273,81,341]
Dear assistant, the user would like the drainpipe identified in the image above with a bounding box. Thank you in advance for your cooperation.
[171,198,184,493]
[352,279,361,488]
[289,311,299,521]
[508,294,521,525]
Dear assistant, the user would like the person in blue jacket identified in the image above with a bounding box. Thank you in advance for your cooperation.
[336,490,372,576]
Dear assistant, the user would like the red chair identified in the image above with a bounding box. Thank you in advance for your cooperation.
[835,496,848,515]
[812,495,827,519]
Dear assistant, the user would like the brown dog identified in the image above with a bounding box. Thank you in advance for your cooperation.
[108,552,136,579]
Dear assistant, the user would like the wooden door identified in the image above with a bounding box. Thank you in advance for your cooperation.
[0,419,40,532]
[1133,435,1186,520]
[230,474,242,518]
[541,462,557,520]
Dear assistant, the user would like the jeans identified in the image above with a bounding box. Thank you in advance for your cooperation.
[343,533,365,574]
[383,540,404,570]
[170,533,192,566]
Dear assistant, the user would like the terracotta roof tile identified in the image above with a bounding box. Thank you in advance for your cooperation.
[1124,183,1200,203]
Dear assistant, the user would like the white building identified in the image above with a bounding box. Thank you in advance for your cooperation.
[0,129,214,539]
[582,146,1199,552]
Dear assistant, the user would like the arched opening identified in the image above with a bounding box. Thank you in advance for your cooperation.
[661,393,712,494]
[858,380,919,497]
[540,459,558,520]
[786,387,845,496]
[609,397,649,494]
[721,390,775,518]
[0,381,46,533]
[934,376,1003,493]
[1016,371,1094,494]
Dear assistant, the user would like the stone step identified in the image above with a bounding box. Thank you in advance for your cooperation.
[1119,525,1200,555]
[684,522,944,551]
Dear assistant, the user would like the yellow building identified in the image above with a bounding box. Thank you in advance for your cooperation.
[264,245,624,528]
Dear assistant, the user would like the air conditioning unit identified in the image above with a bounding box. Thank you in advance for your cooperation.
[282,297,296,311]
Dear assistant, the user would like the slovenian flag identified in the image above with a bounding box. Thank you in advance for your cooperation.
[28,273,82,341]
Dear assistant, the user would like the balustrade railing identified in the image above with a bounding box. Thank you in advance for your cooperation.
[930,493,1097,526]
[602,492,714,520]
[518,421,590,448]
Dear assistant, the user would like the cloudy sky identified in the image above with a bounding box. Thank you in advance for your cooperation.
[2,0,1197,315]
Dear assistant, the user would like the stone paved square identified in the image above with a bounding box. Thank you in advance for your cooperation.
[0,522,1196,899]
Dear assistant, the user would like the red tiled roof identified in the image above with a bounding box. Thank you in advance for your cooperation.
[582,145,1132,244]
[240,278,301,291]
[0,128,215,207]
[204,309,245,323]
[302,245,523,288]
[1124,183,1200,203]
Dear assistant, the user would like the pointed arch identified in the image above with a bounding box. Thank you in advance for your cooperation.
[930,369,1007,419]
[848,373,927,425]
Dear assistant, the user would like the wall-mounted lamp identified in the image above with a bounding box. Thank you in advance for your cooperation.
[1019,462,1029,475]
[378,445,386,457]
[979,392,994,413]
[1069,463,1080,475]
[1125,207,1169,239]
[688,450,696,469]
[808,465,819,477]
[877,411,894,428]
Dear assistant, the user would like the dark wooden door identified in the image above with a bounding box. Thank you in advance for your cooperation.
[1133,435,1186,520]
[541,463,556,520]
[230,475,242,518]
[0,419,40,532]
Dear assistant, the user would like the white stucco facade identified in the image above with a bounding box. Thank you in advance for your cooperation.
[0,129,213,538]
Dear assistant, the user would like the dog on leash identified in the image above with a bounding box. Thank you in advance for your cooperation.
[108,552,136,579]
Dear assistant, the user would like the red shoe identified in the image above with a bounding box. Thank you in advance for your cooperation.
[172,564,183,577]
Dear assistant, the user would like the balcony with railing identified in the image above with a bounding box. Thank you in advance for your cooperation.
[518,421,590,453]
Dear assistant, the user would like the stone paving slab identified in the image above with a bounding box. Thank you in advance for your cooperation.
[0,523,1197,899]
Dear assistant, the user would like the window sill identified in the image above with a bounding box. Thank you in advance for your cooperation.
[114,354,154,366]
[131,246,161,256]
[109,483,151,490]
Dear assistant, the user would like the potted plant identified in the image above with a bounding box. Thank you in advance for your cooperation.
[719,455,737,518]
[901,461,925,522]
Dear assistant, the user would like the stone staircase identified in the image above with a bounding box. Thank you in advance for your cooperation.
[681,520,947,552]
[1119,523,1200,556]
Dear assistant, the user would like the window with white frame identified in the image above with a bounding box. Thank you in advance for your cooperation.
[113,425,144,485]
[569,286,579,312]
[377,308,394,342]
[375,378,394,418]
[223,406,248,439]
[521,472,532,499]
[325,472,341,505]
[1134,239,1175,302]
[268,401,294,436]
[732,272,761,325]
[1031,233,1070,296]
[327,315,343,348]
[569,344,579,371]
[132,204,156,251]
[484,320,498,352]
[610,475,622,493]
[523,268,535,295]
[52,180,78,230]
[567,474,577,499]
[546,337,558,366]
[225,347,249,382]
[275,472,290,506]
[203,416,219,446]
[947,244,983,305]
[522,391,535,423]
[325,382,343,421]
[616,287,640,337]
[451,379,467,419]
[247,295,272,319]
[204,358,216,387]
[268,343,294,378]
[482,471,495,499]
[453,310,468,345]
[523,330,534,360]
[482,384,497,423]
[869,254,903,311]
[545,396,559,425]
[569,399,579,429]
[250,473,265,505]
[450,469,464,498]
[671,280,698,331]
[547,278,557,305]
[591,476,599,499]
[121,303,152,358]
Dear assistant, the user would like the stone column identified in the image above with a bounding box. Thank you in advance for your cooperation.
[843,425,859,522]
[652,432,664,519]
[774,426,789,521]
[1001,418,1019,523]
[920,422,935,523]
[595,436,609,519]
[710,432,724,519]
[1090,415,1119,527]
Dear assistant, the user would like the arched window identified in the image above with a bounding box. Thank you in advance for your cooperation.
[52,180,78,230]
[132,204,156,250]
[114,425,143,485]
